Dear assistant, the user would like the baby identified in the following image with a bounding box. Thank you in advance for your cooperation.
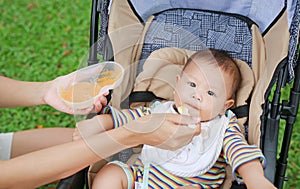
[78,49,275,189]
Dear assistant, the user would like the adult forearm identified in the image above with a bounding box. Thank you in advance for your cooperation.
[0,113,200,188]
[0,76,49,108]
[0,140,95,188]
[0,127,135,189]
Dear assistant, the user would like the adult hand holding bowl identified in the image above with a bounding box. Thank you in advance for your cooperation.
[58,61,124,110]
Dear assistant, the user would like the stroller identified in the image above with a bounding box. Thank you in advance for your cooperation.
[56,0,300,188]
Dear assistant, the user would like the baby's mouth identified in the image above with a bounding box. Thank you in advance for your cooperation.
[185,103,200,112]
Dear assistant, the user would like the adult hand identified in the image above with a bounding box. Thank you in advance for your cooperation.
[79,113,200,160]
[94,91,109,112]
[43,75,108,115]
[124,113,201,150]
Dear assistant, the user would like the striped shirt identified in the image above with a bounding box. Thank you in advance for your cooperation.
[101,105,266,187]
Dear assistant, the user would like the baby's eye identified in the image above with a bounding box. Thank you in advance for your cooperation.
[207,90,215,96]
[187,82,196,88]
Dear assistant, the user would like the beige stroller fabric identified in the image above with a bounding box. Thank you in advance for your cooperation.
[108,0,290,146]
[89,0,291,187]
[248,11,290,145]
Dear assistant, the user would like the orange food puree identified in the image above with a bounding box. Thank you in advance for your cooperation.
[60,71,120,102]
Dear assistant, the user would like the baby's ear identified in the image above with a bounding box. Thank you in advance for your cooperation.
[225,99,235,110]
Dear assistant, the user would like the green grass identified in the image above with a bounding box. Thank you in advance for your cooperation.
[0,0,91,188]
[0,0,299,189]
[0,0,91,133]
[277,83,300,189]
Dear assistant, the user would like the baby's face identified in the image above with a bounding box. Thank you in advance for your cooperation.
[174,61,234,121]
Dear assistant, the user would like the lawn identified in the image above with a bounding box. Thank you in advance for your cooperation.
[0,0,91,188]
[0,0,299,189]
[0,0,91,132]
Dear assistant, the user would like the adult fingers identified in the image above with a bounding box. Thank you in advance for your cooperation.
[168,114,201,137]
[67,106,94,115]
[94,91,109,112]
[155,125,199,150]
[167,114,201,126]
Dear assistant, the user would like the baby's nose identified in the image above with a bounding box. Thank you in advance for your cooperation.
[192,94,201,102]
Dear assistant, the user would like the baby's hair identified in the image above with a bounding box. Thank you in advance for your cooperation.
[183,49,241,97]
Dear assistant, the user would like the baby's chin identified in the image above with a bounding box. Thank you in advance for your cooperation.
[188,110,215,122]
[186,108,201,118]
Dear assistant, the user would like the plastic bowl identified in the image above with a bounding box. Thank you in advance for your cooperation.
[58,61,124,110]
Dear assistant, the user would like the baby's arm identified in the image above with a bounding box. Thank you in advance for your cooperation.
[73,114,114,140]
[224,111,276,189]
[237,159,277,189]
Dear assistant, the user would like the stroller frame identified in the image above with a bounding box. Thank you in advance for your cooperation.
[57,0,300,189]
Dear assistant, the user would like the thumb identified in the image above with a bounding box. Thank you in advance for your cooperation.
[176,114,200,125]
[176,115,201,136]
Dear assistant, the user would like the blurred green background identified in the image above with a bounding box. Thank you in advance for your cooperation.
[0,0,299,189]
[0,0,91,133]
[0,0,91,188]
